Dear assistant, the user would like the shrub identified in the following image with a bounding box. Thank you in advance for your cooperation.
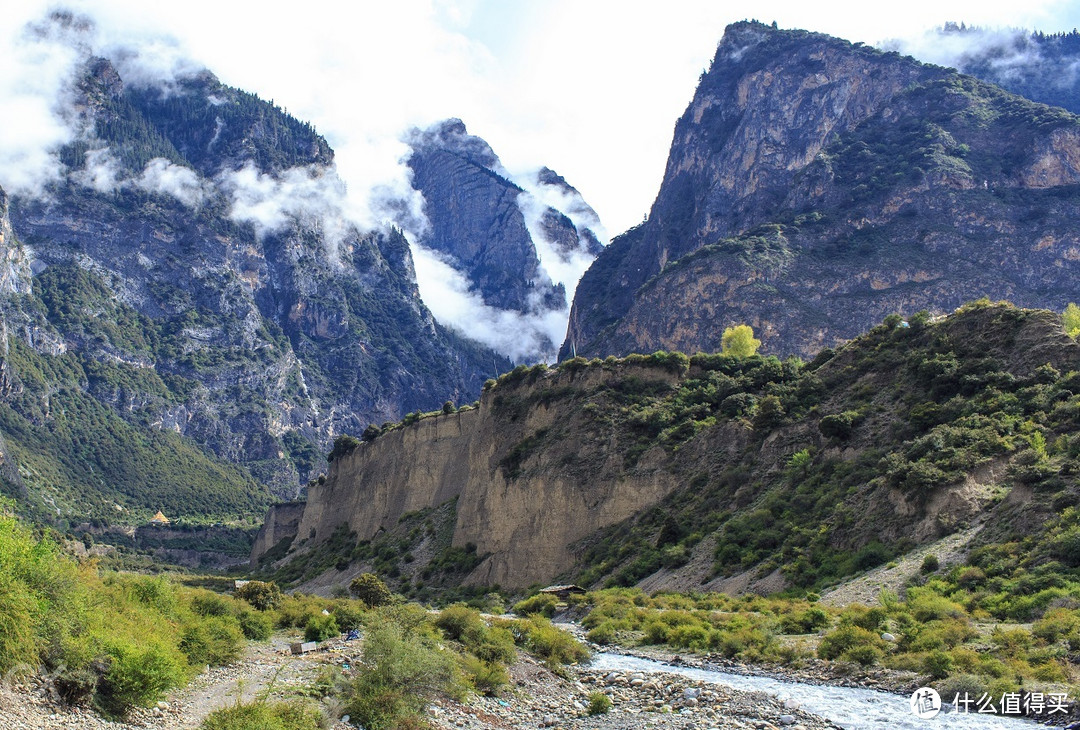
[200,699,323,730]
[936,673,988,704]
[328,434,361,462]
[179,617,245,667]
[304,613,339,643]
[923,650,954,679]
[817,625,883,661]
[586,622,616,645]
[237,609,273,641]
[920,554,940,573]
[665,622,709,650]
[512,593,559,618]
[819,412,855,440]
[349,573,393,608]
[843,644,883,666]
[458,654,508,695]
[342,618,463,730]
[330,602,366,632]
[435,604,485,642]
[514,616,590,668]
[1032,608,1080,644]
[190,591,233,617]
[100,641,186,715]
[234,581,283,611]
[587,691,613,715]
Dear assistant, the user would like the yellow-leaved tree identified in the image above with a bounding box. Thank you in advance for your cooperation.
[721,324,761,357]
[1064,303,1080,339]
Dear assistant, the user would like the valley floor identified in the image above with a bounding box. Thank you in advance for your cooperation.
[0,632,837,730]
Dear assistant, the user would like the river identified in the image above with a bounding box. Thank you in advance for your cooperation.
[592,653,1071,730]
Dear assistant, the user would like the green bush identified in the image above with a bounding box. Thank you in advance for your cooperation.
[512,592,559,617]
[330,602,366,632]
[459,654,508,695]
[514,616,590,668]
[817,625,883,661]
[586,622,616,645]
[349,573,393,608]
[435,603,485,642]
[304,613,339,642]
[237,609,273,641]
[234,581,283,611]
[200,699,323,730]
[179,616,245,667]
[921,554,940,573]
[843,644,883,666]
[100,641,186,715]
[587,691,613,715]
[190,591,234,617]
[922,649,954,679]
[343,616,463,730]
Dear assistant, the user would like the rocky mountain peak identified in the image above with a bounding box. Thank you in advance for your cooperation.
[406,118,502,172]
[563,22,1080,360]
[404,119,604,359]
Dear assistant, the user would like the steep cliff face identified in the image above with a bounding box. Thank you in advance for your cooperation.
[406,120,603,358]
[259,303,1080,595]
[564,22,1080,359]
[0,57,505,520]
[259,362,696,588]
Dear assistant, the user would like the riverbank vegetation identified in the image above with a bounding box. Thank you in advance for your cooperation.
[575,582,1079,708]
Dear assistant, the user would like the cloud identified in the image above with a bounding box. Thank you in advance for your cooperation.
[0,11,89,196]
[136,158,208,206]
[2,0,1076,362]
[218,163,361,259]
[514,189,597,306]
[69,148,209,207]
[411,241,566,361]
[70,147,123,193]
[886,24,1080,90]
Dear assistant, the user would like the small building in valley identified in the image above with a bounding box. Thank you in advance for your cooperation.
[539,584,585,600]
[150,510,170,526]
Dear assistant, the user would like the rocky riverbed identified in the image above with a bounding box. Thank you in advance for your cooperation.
[427,656,839,730]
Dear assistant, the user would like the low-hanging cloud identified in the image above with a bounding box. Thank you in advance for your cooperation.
[219,163,367,262]
[886,24,1080,89]
[411,241,568,362]
[0,11,88,197]
[70,148,210,207]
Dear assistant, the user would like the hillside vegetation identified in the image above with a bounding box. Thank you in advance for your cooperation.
[263,302,1080,601]
[576,301,1080,592]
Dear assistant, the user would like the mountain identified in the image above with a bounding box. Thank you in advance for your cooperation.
[405,119,603,358]
[252,302,1080,595]
[0,51,508,522]
[922,24,1080,115]
[562,21,1080,360]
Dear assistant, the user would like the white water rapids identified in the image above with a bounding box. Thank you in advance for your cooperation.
[591,653,1070,730]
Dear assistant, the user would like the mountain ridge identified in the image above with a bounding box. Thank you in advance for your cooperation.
[563,21,1080,359]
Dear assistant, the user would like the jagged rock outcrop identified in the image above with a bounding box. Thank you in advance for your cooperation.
[563,22,1080,359]
[405,120,603,357]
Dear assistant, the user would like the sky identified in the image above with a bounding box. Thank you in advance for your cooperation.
[4,0,1079,236]
[1,0,1079,359]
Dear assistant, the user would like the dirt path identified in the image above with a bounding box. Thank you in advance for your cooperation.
[0,634,351,730]
[819,526,980,607]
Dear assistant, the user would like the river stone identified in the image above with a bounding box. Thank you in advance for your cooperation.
[779,714,797,725]
[783,698,800,710]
